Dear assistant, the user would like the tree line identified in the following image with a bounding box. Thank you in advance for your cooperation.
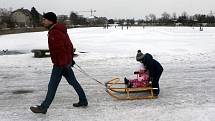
[1,7,215,29]
[140,11,215,26]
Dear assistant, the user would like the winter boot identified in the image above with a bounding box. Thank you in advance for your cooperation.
[124,77,129,84]
[153,89,159,96]
[73,100,88,107]
[30,105,47,114]
[127,82,133,88]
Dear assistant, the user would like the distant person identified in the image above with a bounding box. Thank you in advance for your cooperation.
[30,12,88,114]
[136,50,163,96]
[200,24,203,31]
[124,63,150,88]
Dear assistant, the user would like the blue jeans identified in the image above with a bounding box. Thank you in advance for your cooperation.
[41,65,87,109]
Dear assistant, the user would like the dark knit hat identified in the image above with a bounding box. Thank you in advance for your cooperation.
[43,12,57,23]
[136,50,144,61]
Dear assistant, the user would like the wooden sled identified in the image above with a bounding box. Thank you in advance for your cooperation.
[105,77,158,100]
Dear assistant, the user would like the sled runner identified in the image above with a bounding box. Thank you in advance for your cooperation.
[105,77,158,100]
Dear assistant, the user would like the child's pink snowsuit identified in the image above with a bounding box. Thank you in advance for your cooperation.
[130,68,150,88]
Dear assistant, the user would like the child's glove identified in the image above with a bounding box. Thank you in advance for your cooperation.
[134,71,139,74]
[150,77,153,82]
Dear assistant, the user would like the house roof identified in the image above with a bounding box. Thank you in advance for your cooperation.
[12,8,32,17]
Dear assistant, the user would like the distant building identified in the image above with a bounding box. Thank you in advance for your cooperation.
[57,15,71,27]
[57,15,68,23]
[11,8,33,27]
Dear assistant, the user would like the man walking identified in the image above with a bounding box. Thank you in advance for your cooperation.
[30,12,88,114]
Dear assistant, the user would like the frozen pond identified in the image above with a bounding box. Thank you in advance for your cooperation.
[0,26,215,121]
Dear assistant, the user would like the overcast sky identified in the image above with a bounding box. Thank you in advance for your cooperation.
[1,0,215,19]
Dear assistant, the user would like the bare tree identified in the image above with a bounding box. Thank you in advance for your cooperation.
[161,12,170,20]
[31,7,41,27]
[149,13,156,22]
[145,15,149,22]
[178,11,189,25]
[172,12,177,20]
[0,8,15,28]
[69,12,79,25]
[0,8,11,16]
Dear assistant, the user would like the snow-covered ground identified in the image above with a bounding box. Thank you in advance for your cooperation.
[0,26,215,121]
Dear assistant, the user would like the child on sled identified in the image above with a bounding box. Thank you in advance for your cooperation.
[124,62,150,88]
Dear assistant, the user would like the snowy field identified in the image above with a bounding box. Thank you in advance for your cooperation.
[0,26,215,121]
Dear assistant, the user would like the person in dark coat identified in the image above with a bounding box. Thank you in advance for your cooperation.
[30,12,88,114]
[136,50,163,96]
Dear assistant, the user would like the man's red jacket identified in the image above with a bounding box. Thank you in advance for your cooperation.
[48,23,73,67]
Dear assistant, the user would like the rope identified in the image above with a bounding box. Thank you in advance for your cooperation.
[73,64,105,86]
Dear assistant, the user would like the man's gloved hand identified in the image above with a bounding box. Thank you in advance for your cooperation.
[71,59,75,67]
